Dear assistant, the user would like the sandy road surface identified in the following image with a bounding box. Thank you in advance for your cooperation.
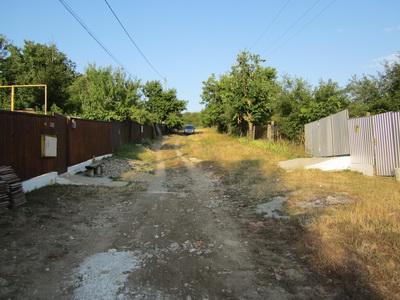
[0,135,347,299]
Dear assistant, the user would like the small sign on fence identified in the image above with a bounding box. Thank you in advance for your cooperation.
[41,135,57,157]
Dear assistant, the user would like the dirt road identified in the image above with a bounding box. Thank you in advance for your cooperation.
[0,135,347,299]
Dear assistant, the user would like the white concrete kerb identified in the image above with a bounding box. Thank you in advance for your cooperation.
[22,154,113,192]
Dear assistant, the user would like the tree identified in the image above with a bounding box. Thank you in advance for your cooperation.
[272,76,349,141]
[182,112,201,127]
[0,37,78,112]
[201,51,279,137]
[272,75,314,140]
[311,79,349,118]
[142,80,187,128]
[228,51,279,138]
[200,74,231,133]
[0,35,22,109]
[346,55,400,117]
[69,64,142,121]
[380,57,400,111]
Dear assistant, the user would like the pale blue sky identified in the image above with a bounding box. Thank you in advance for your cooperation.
[1,0,399,112]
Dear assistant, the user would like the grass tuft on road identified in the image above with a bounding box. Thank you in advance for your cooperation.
[183,127,400,299]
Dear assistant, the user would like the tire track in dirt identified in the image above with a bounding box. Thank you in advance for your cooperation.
[0,135,349,299]
[117,136,260,299]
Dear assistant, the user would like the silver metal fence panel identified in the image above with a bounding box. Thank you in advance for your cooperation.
[373,112,400,176]
[347,116,374,165]
[312,121,320,156]
[318,115,333,157]
[304,122,313,155]
[331,110,350,156]
[304,120,320,156]
[304,110,350,157]
[393,112,400,169]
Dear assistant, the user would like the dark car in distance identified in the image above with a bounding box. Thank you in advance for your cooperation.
[184,125,195,135]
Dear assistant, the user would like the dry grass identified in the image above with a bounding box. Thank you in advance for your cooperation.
[183,128,400,299]
[287,170,400,299]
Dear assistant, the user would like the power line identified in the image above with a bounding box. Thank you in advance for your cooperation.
[58,0,134,79]
[250,0,291,50]
[266,0,338,57]
[261,0,321,55]
[104,0,165,81]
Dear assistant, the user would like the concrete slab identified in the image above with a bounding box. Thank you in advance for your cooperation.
[56,173,129,187]
[278,156,351,172]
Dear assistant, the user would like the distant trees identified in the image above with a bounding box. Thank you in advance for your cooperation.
[0,34,187,127]
[142,80,187,129]
[68,64,142,121]
[201,51,279,137]
[182,112,201,127]
[272,76,349,141]
[2,34,398,137]
[0,34,77,112]
[346,56,400,117]
[201,50,399,141]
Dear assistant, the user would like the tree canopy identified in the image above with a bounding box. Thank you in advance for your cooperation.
[0,34,187,126]
[0,35,77,112]
[201,51,279,137]
[1,34,398,139]
[201,50,399,141]
[143,80,187,128]
[68,64,142,121]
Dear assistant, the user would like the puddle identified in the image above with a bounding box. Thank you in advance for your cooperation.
[255,197,288,219]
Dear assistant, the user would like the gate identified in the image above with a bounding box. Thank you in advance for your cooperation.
[348,112,400,176]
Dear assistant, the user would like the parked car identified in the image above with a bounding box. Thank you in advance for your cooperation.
[184,125,195,135]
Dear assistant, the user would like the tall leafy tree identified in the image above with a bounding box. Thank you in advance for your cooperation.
[272,75,314,140]
[142,80,187,128]
[347,55,400,116]
[201,51,279,137]
[182,112,201,127]
[273,76,348,141]
[69,64,142,121]
[0,35,23,109]
[200,74,232,133]
[311,79,349,118]
[228,51,279,137]
[0,36,77,112]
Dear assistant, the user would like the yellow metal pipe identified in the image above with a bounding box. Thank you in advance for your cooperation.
[0,84,47,113]
[11,86,15,111]
[44,85,47,115]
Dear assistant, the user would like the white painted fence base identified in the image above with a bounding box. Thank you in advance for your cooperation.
[22,154,113,193]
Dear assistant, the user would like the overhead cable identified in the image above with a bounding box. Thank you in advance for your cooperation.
[104,0,165,81]
[266,0,338,57]
[58,0,135,79]
[250,0,291,50]
[261,0,321,55]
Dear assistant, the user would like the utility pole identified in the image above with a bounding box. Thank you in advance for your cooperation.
[164,77,167,90]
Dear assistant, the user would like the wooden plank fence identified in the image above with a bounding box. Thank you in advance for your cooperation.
[0,110,156,181]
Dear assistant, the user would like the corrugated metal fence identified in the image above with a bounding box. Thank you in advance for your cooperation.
[0,111,156,181]
[305,110,400,176]
[348,112,400,176]
[304,110,350,157]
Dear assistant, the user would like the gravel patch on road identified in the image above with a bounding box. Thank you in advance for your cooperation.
[101,158,134,178]
[72,249,144,300]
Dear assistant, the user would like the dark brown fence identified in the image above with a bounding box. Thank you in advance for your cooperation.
[111,120,154,151]
[0,111,156,181]
[68,118,113,166]
[0,112,67,181]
